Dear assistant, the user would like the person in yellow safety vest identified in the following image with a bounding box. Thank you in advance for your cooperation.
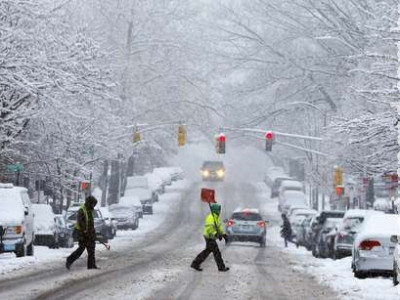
[191,203,229,272]
[66,196,98,270]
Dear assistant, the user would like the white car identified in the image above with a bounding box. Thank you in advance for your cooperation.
[146,172,165,195]
[153,168,172,186]
[119,195,144,218]
[0,183,34,257]
[32,204,59,248]
[352,214,400,278]
[280,190,307,214]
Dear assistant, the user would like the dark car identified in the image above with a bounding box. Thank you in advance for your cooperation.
[315,218,343,258]
[66,207,108,243]
[201,161,225,181]
[55,214,74,248]
[310,210,345,257]
[225,208,267,247]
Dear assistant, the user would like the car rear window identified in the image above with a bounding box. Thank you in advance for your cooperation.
[232,212,262,221]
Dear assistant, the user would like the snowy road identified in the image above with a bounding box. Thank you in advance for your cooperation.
[0,180,337,300]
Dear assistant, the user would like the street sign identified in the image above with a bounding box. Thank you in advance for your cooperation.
[7,164,23,172]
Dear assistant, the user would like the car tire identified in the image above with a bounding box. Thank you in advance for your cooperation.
[27,242,34,256]
[394,262,399,286]
[354,270,365,279]
[15,243,26,257]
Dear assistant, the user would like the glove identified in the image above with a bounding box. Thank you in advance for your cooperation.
[223,234,229,244]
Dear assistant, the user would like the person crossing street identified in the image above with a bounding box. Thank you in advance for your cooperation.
[66,196,99,270]
[191,203,229,272]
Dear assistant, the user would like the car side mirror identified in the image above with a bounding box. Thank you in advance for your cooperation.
[390,235,398,243]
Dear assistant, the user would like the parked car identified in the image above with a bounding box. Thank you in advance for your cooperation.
[280,190,307,214]
[99,207,117,239]
[153,167,173,186]
[263,166,286,187]
[66,206,108,243]
[119,195,144,218]
[54,214,74,248]
[32,204,59,248]
[290,209,317,242]
[270,177,296,198]
[296,215,314,248]
[334,209,382,259]
[109,204,139,230]
[315,217,343,258]
[352,214,400,278]
[393,236,400,285]
[310,210,345,257]
[225,208,267,247]
[124,187,153,215]
[161,167,184,181]
[146,172,165,195]
[200,161,225,181]
[0,184,34,257]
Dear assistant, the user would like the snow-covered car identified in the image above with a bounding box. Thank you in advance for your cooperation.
[373,198,392,213]
[119,195,144,218]
[270,176,296,198]
[0,184,34,257]
[296,215,314,248]
[280,190,307,214]
[352,214,400,278]
[278,180,304,208]
[315,217,343,258]
[290,208,316,240]
[124,186,154,215]
[99,207,117,239]
[153,167,172,186]
[225,208,267,247]
[65,206,108,243]
[127,175,158,203]
[146,172,165,195]
[200,161,225,181]
[165,167,184,181]
[263,166,286,187]
[32,204,59,248]
[54,214,74,248]
[334,209,383,259]
[109,204,139,230]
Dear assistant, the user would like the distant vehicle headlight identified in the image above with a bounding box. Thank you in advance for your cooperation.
[216,169,225,177]
[202,170,210,177]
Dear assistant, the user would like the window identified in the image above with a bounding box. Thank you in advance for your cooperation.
[232,212,262,221]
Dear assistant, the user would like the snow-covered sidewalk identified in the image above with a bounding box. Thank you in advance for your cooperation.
[255,181,400,300]
[0,180,189,278]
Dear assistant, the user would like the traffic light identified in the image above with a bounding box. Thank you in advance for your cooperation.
[335,185,345,196]
[178,124,186,146]
[333,166,343,187]
[80,180,90,191]
[218,134,226,154]
[265,131,274,151]
[133,127,141,143]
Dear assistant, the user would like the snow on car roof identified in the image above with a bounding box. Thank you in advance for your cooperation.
[119,195,141,206]
[283,190,306,198]
[292,208,317,216]
[233,208,259,214]
[343,209,383,219]
[358,214,400,238]
[280,180,303,188]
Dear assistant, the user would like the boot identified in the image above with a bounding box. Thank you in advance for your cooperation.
[190,262,203,271]
[218,267,230,272]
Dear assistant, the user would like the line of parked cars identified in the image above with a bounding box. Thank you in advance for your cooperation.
[265,166,400,283]
[0,167,184,258]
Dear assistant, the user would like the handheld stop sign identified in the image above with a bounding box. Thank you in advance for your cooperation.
[201,188,216,203]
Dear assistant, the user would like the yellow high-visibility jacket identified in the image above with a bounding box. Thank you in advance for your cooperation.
[203,212,225,239]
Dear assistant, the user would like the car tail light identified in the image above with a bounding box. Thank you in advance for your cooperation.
[359,240,381,250]
[226,220,235,227]
[257,221,266,228]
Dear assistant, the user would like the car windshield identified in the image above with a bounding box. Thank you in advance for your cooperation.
[202,161,224,169]
[232,212,262,221]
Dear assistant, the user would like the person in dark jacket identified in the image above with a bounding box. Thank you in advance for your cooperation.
[66,196,98,270]
[280,213,293,248]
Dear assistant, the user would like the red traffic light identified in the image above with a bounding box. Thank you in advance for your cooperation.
[80,180,90,190]
[218,134,226,142]
[335,186,344,196]
[265,131,273,140]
